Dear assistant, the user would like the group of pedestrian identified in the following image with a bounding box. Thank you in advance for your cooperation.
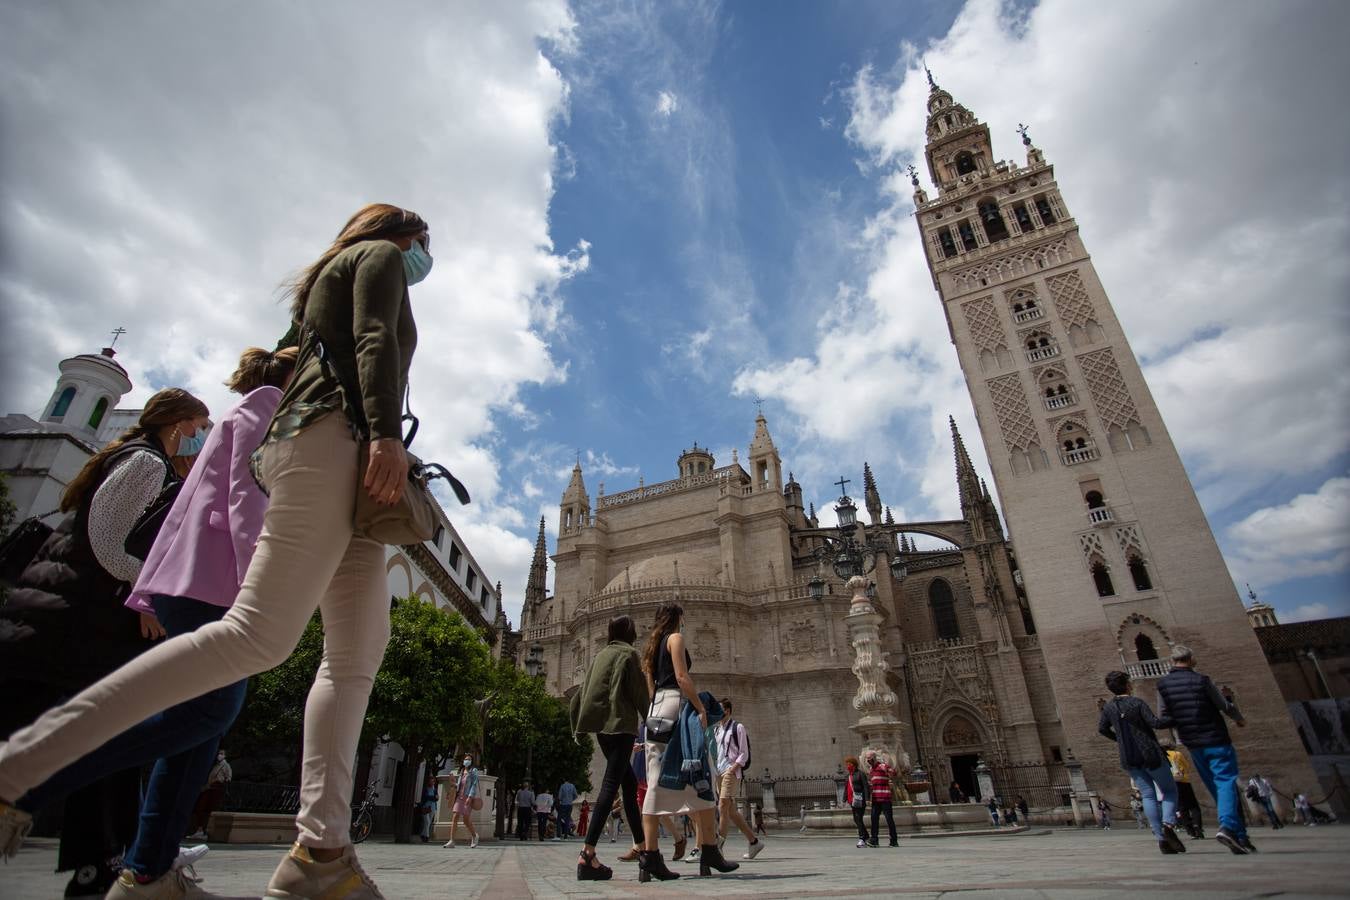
[568,605,752,882]
[0,202,440,899]
[1097,644,1272,856]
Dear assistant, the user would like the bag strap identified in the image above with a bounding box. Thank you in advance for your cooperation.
[305,323,418,449]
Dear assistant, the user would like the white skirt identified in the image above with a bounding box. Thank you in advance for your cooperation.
[642,688,715,816]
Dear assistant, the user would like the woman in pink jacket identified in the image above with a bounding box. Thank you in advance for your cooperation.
[7,347,296,896]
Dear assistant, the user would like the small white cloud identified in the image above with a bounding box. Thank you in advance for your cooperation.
[1226,476,1350,586]
[819,116,833,130]
[655,90,679,117]
[1286,602,1334,622]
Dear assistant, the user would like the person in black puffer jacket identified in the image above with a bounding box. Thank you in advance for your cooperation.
[0,388,208,896]
[1097,670,1185,855]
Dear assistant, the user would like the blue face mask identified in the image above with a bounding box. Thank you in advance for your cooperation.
[178,426,208,457]
[402,240,433,285]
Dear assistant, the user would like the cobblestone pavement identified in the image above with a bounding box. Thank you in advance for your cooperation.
[3,827,1348,899]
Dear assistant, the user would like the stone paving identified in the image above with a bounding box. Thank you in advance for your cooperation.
[3,826,1348,899]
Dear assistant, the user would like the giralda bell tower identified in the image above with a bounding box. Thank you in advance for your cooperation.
[911,72,1312,792]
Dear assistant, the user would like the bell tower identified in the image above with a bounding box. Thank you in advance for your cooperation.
[913,73,1312,793]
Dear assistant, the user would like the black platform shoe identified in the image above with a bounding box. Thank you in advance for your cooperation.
[698,843,740,876]
[638,849,680,882]
[578,847,613,881]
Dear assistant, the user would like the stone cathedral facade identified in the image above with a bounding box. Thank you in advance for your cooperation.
[519,416,1066,796]
[910,73,1313,794]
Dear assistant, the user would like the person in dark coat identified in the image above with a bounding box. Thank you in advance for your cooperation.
[844,756,870,847]
[1097,670,1185,855]
[0,388,209,896]
[1154,645,1252,855]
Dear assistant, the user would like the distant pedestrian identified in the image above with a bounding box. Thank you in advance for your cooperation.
[1097,798,1112,829]
[619,725,683,864]
[754,805,766,835]
[1166,744,1204,838]
[844,756,870,848]
[577,799,591,837]
[418,775,438,843]
[1294,792,1313,826]
[1246,774,1283,829]
[1155,645,1253,854]
[1004,805,1018,826]
[713,699,764,860]
[1129,790,1147,829]
[865,751,898,846]
[987,797,1000,826]
[1097,670,1184,854]
[948,781,967,804]
[190,748,234,839]
[1016,796,1029,821]
[535,788,555,841]
[444,754,480,849]
[557,779,577,839]
[515,783,535,841]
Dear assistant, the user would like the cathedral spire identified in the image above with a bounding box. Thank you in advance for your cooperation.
[863,462,883,525]
[951,416,981,514]
[748,412,783,492]
[524,516,548,612]
[560,459,591,533]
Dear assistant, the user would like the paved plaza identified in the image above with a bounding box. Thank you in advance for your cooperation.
[3,827,1349,900]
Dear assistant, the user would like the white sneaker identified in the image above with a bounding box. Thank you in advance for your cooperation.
[0,802,33,861]
[174,845,210,871]
[856,839,866,848]
[743,838,765,860]
[470,835,479,848]
[683,846,701,863]
[443,839,455,848]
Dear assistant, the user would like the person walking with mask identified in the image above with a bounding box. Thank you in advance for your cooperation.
[0,204,436,900]
[1154,645,1252,855]
[1,388,209,897]
[444,754,480,849]
[1097,670,1185,855]
[844,756,870,848]
[713,699,763,860]
[569,615,651,881]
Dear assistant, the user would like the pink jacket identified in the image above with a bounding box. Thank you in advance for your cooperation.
[126,386,281,613]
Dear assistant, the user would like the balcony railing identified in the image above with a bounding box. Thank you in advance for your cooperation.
[1044,393,1076,411]
[1026,345,1059,362]
[1087,507,1114,526]
[1062,446,1099,465]
[1013,307,1044,323]
[1125,659,1170,680]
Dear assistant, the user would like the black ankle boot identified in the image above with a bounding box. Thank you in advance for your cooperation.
[638,850,680,882]
[698,843,739,876]
[577,848,613,881]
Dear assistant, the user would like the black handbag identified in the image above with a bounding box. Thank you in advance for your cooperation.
[124,480,183,561]
[0,510,61,586]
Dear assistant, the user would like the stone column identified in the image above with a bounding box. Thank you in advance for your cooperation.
[844,575,911,771]
[760,768,778,819]
[975,758,995,803]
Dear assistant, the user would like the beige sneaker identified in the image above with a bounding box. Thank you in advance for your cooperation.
[0,802,33,862]
[104,867,212,898]
[264,843,385,899]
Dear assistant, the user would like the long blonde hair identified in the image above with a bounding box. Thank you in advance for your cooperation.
[285,203,428,323]
[62,388,208,512]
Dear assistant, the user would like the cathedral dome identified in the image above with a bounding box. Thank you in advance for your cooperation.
[602,553,720,592]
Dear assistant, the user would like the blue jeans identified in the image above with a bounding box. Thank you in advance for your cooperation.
[1188,744,1247,840]
[1126,763,1177,840]
[557,803,572,836]
[19,596,248,877]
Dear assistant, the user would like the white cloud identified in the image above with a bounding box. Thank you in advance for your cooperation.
[655,90,680,117]
[1286,602,1334,623]
[0,1,582,623]
[1226,476,1350,586]
[737,0,1350,581]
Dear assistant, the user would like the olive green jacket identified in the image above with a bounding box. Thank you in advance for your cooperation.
[569,641,650,737]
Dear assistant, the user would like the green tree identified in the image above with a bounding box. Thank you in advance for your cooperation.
[365,596,491,843]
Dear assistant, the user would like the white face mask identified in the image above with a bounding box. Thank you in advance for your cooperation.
[463,759,472,767]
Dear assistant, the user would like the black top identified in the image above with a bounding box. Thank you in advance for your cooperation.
[1155,667,1243,749]
[654,633,691,690]
[1097,695,1171,770]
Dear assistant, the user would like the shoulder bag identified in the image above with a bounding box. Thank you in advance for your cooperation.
[306,325,470,545]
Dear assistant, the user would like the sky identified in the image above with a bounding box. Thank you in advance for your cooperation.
[1,0,1347,628]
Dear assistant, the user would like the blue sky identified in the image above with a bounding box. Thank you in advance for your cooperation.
[1,0,1347,626]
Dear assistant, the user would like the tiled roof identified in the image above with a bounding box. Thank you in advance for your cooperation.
[1255,617,1350,656]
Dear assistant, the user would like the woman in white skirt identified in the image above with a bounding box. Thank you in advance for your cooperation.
[640,603,739,879]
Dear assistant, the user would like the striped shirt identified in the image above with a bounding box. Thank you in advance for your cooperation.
[869,762,896,802]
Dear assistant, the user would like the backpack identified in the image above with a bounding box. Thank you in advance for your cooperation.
[726,719,751,769]
[124,479,182,561]
[1245,782,1261,802]
[0,509,63,587]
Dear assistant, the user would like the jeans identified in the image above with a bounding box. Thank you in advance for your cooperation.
[0,413,391,849]
[586,732,644,848]
[516,807,532,840]
[870,800,896,844]
[557,803,573,837]
[1188,744,1247,840]
[19,596,248,877]
[1259,796,1282,828]
[1125,763,1177,840]
[851,805,869,841]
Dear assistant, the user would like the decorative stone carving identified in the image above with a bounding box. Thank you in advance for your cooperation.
[1077,347,1140,430]
[986,373,1039,451]
[961,296,1008,353]
[1046,270,1098,330]
[784,620,819,656]
[691,625,721,661]
[942,715,981,748]
[952,239,1070,290]
[1114,523,1144,557]
[1078,530,1105,560]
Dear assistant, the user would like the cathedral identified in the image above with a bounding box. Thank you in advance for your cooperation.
[520,72,1315,803]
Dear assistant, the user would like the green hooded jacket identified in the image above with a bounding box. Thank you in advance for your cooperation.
[569,640,651,737]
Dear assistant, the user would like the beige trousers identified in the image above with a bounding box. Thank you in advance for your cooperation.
[0,412,389,847]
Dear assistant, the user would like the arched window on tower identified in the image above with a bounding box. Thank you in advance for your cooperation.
[937,227,958,259]
[1034,194,1057,225]
[1091,559,1115,597]
[957,220,979,252]
[979,199,1009,243]
[1012,202,1034,232]
[929,578,961,640]
[955,151,977,176]
[1128,554,1153,591]
[1084,491,1105,510]
[87,397,110,431]
[1134,633,1158,661]
[48,386,76,421]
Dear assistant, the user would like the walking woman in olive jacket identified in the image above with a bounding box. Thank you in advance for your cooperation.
[569,615,654,882]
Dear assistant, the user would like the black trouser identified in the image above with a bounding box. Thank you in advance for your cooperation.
[586,732,644,848]
[871,800,897,844]
[1176,782,1203,834]
[516,806,532,840]
[852,805,870,841]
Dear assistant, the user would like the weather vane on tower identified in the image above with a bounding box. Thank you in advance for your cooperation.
[109,326,127,349]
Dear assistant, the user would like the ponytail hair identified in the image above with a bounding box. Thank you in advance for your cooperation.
[61,387,209,512]
[284,203,428,323]
[225,346,300,395]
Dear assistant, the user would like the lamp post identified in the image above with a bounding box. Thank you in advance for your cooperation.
[805,485,908,602]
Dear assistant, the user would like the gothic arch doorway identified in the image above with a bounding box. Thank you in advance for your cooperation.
[938,710,988,801]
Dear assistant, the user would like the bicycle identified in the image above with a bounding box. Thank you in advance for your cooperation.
[351,775,380,844]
